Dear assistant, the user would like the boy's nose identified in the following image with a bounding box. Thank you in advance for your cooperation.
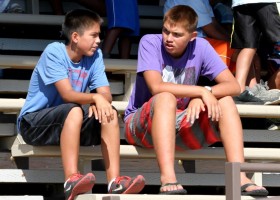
[166,33,174,41]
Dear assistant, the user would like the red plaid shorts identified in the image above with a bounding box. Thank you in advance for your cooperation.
[125,97,221,150]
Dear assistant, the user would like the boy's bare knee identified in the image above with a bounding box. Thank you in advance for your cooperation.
[69,106,83,115]
[219,96,238,113]
[153,92,177,111]
[219,95,234,104]
[112,109,119,125]
[102,109,119,127]
[156,92,176,102]
[66,106,83,123]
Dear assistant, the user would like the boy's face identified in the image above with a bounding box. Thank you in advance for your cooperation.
[75,23,101,57]
[162,21,197,58]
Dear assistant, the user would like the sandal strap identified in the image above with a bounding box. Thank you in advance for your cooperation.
[161,182,179,188]
[241,183,257,192]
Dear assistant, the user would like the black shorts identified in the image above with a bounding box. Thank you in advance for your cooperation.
[231,3,280,49]
[20,103,103,146]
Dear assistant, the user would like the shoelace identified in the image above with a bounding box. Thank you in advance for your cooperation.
[66,173,83,184]
[259,80,270,90]
[114,176,129,184]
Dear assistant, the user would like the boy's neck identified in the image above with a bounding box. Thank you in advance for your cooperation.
[66,44,82,63]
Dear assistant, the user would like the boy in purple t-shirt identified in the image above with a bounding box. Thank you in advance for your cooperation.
[124,5,268,196]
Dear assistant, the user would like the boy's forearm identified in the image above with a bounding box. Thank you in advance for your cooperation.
[62,90,112,105]
[61,90,106,105]
[151,82,208,99]
[150,82,239,100]
[211,82,241,98]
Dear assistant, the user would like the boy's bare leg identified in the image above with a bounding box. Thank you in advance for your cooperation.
[151,92,183,192]
[118,37,132,59]
[60,107,83,180]
[268,69,280,89]
[101,109,120,182]
[102,28,123,57]
[235,48,257,92]
[218,96,266,191]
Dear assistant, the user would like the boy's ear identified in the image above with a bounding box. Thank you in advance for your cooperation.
[190,31,197,41]
[72,32,79,43]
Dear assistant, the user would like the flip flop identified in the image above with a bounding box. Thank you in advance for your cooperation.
[159,182,187,195]
[241,183,269,196]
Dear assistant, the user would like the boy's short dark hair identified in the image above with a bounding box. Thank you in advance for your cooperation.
[62,9,103,44]
[163,5,198,33]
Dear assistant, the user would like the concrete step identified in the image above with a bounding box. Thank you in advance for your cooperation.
[0,196,43,200]
[75,194,270,200]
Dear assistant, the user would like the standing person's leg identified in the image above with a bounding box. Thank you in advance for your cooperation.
[218,96,268,195]
[260,3,280,90]
[251,54,262,86]
[102,28,123,58]
[118,36,132,59]
[231,5,261,94]
[102,0,122,58]
[103,0,139,58]
[235,48,257,92]
[268,69,280,89]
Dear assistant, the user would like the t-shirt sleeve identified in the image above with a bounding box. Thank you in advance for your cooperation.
[88,50,109,91]
[37,43,68,85]
[137,35,162,73]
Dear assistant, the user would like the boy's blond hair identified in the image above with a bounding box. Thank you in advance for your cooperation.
[163,5,198,33]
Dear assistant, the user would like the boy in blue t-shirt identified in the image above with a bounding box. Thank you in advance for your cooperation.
[17,9,145,200]
[124,5,268,196]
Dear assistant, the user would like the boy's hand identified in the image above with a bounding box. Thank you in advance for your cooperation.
[89,94,114,124]
[201,90,221,122]
[186,98,205,124]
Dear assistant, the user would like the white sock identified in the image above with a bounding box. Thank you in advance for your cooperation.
[108,177,116,191]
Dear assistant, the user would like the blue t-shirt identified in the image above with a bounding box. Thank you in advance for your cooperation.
[124,34,227,120]
[17,42,109,130]
[164,0,214,38]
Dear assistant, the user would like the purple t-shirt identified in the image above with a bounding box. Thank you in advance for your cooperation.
[124,34,227,120]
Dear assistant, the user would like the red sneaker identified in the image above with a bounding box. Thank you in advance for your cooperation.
[64,172,95,200]
[108,175,145,194]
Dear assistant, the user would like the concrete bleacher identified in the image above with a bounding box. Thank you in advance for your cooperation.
[1,69,280,199]
[1,1,280,200]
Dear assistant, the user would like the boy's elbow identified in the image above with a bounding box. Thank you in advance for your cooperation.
[148,82,166,95]
[149,86,161,96]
